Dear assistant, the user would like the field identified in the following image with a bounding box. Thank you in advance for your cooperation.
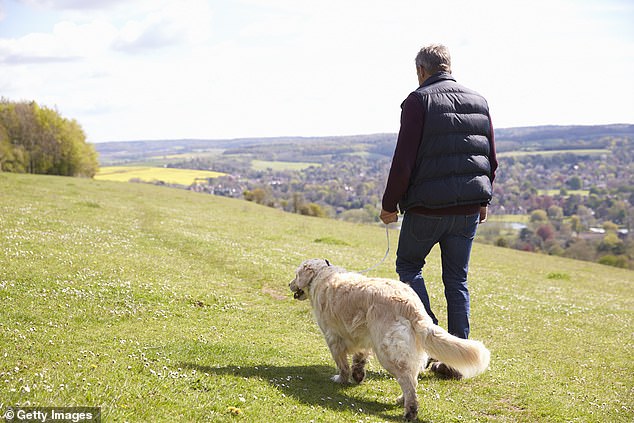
[537,189,590,197]
[250,160,320,171]
[1,172,632,422]
[496,149,611,158]
[95,166,225,186]
[487,214,530,224]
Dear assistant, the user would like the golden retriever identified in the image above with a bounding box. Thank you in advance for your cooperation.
[289,258,490,421]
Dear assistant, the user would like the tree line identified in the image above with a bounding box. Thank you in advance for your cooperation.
[0,99,98,177]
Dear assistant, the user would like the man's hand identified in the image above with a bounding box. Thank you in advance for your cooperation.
[479,206,488,223]
[380,209,398,224]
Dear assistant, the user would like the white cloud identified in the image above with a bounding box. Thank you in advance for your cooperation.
[0,16,117,64]
[18,0,129,11]
[112,0,213,52]
[1,0,632,141]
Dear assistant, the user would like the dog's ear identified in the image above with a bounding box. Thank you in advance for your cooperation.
[294,259,328,289]
[294,262,316,290]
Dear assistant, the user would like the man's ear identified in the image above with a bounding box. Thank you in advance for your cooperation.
[416,65,427,84]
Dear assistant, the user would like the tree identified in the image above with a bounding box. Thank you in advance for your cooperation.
[244,188,268,205]
[563,239,596,261]
[606,201,628,225]
[299,203,326,217]
[547,205,564,221]
[0,99,98,177]
[530,209,548,223]
[0,124,25,172]
[598,232,624,255]
[292,192,305,214]
[598,255,628,268]
[536,224,555,242]
[602,221,618,232]
[566,175,582,190]
[569,215,583,233]
[547,205,564,229]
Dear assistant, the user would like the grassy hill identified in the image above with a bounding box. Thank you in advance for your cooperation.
[0,172,632,422]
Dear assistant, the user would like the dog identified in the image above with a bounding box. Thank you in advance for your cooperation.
[289,258,490,421]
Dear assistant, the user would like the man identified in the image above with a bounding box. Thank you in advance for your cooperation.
[380,44,497,378]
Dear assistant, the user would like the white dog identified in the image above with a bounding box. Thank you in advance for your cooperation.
[289,258,490,421]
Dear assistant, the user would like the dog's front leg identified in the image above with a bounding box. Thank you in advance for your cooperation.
[352,351,371,383]
[326,334,350,383]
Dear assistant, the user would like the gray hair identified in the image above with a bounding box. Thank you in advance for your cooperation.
[415,44,451,73]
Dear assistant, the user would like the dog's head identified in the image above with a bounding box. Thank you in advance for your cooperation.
[289,258,331,301]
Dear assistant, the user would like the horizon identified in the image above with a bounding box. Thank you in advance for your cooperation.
[90,122,634,144]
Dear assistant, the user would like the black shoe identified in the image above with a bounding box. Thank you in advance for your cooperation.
[425,357,438,369]
[430,362,463,380]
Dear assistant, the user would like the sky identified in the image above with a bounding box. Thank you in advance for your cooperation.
[0,0,633,143]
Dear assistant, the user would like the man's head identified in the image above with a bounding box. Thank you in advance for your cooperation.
[415,44,451,85]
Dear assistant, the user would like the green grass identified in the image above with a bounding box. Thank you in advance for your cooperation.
[150,150,225,161]
[250,160,320,171]
[488,214,530,224]
[537,189,590,197]
[497,149,611,158]
[1,172,632,422]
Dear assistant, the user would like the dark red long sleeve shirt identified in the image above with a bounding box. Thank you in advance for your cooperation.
[382,92,498,215]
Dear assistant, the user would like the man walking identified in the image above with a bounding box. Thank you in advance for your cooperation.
[380,44,498,378]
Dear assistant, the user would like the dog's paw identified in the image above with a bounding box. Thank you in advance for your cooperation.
[352,369,366,384]
[404,404,418,422]
[331,374,348,384]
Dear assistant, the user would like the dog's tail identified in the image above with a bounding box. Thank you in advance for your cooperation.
[419,324,490,379]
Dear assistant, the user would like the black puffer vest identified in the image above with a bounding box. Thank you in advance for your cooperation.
[399,72,493,211]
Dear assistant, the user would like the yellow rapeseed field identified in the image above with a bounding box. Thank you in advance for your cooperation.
[95,166,225,186]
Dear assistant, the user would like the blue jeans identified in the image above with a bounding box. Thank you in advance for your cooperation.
[396,212,479,339]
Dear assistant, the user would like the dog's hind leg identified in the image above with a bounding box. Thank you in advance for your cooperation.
[377,350,419,421]
[351,350,371,383]
[396,372,419,421]
[326,334,350,383]
[371,322,420,421]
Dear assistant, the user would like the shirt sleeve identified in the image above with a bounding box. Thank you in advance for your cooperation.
[488,118,498,184]
[381,93,425,213]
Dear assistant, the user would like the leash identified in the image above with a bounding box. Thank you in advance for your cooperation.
[356,224,391,274]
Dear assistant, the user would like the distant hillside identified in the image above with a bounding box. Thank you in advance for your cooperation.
[494,124,634,141]
[493,124,634,152]
[93,134,395,165]
[94,124,634,164]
